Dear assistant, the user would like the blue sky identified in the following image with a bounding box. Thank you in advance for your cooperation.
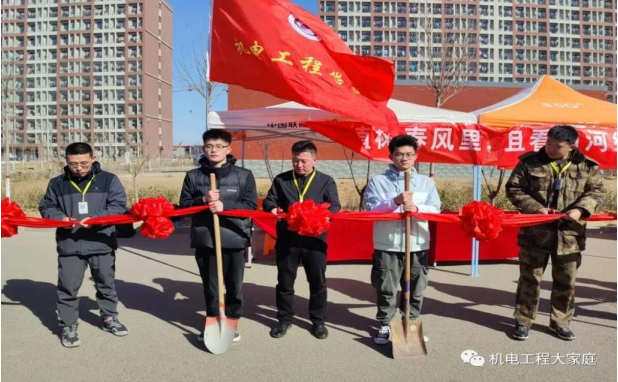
[170,0,318,145]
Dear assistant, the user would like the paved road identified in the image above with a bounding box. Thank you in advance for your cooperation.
[1,227,616,382]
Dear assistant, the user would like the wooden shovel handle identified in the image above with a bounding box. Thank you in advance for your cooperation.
[209,173,225,317]
[403,171,411,336]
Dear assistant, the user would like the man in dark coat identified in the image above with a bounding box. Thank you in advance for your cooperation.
[263,140,340,340]
[40,142,129,348]
[180,129,257,343]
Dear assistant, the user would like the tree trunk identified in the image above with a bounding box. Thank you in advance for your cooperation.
[133,176,138,203]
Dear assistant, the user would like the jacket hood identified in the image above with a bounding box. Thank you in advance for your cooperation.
[384,164,418,181]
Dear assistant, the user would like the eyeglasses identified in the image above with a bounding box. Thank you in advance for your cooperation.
[393,152,417,159]
[67,161,92,169]
[205,144,230,151]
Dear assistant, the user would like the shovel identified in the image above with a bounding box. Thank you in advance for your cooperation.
[204,173,238,354]
[391,170,427,358]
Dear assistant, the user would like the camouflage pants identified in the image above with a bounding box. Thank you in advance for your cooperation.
[514,248,581,328]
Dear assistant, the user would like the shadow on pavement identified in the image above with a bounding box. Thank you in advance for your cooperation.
[113,277,377,353]
[577,278,617,291]
[329,278,513,340]
[2,279,103,335]
[117,233,194,257]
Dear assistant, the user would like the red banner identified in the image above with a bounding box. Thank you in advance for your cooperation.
[306,121,617,168]
[486,125,617,169]
[306,121,490,164]
[210,0,399,134]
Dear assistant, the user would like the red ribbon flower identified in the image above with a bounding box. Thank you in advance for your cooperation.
[286,200,331,237]
[130,196,175,239]
[1,198,27,238]
[459,201,505,242]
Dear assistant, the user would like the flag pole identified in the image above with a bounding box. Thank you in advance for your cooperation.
[205,0,215,131]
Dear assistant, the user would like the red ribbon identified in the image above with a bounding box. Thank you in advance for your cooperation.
[2,197,616,240]
[459,201,505,241]
[129,197,176,239]
[286,200,331,237]
[1,198,26,238]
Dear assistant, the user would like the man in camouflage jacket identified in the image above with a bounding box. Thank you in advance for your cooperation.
[506,125,605,341]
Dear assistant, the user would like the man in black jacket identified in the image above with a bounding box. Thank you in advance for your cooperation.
[179,129,257,343]
[263,140,341,340]
[39,142,129,348]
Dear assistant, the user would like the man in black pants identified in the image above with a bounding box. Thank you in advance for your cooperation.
[179,129,257,343]
[263,140,341,339]
[39,142,129,348]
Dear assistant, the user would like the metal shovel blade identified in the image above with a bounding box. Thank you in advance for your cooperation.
[391,319,427,358]
[203,316,238,355]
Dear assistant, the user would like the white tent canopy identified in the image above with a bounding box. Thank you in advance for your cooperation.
[207,99,477,141]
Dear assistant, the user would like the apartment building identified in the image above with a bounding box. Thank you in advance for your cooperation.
[319,0,617,102]
[1,0,173,160]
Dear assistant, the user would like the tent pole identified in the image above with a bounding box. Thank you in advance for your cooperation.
[241,138,246,168]
[471,165,481,277]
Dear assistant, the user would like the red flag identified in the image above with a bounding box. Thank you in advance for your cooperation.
[209,0,399,134]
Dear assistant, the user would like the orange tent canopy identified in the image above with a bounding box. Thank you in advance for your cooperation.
[473,76,617,129]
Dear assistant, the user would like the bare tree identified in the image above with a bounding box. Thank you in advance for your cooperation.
[175,25,227,128]
[1,64,17,198]
[415,3,471,108]
[125,143,150,203]
[481,167,507,206]
[258,140,274,181]
[411,3,474,178]
[343,147,371,211]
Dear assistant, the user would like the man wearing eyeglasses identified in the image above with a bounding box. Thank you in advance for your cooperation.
[179,129,257,344]
[39,142,129,348]
[363,135,441,346]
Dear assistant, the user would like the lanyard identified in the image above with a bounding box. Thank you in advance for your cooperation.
[70,175,95,202]
[292,170,316,202]
[549,161,572,176]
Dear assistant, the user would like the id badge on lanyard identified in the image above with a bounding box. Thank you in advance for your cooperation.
[78,201,89,215]
[550,162,571,192]
[71,175,95,215]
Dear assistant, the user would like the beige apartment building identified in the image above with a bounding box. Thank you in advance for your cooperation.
[1,0,173,160]
[319,0,617,102]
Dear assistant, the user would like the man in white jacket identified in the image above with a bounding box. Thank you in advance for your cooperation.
[363,135,441,345]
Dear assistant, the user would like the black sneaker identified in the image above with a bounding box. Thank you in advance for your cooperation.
[374,325,391,345]
[233,330,241,342]
[549,324,575,341]
[102,316,129,336]
[512,323,529,340]
[197,331,204,342]
[61,323,81,348]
